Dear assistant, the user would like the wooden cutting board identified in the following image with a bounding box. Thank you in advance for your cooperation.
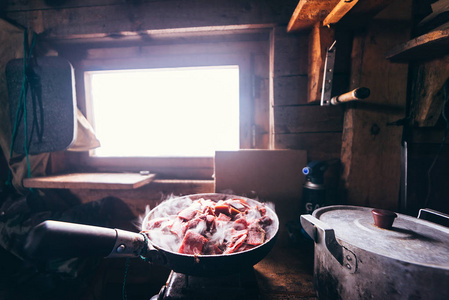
[23,172,155,190]
[215,150,307,200]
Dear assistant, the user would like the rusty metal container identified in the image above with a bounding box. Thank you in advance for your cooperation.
[300,205,449,300]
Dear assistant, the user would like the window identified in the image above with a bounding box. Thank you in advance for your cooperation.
[63,31,270,179]
[85,66,240,157]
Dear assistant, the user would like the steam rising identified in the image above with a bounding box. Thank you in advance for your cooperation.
[139,194,278,255]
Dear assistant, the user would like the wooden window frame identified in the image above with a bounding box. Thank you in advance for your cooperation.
[60,34,270,179]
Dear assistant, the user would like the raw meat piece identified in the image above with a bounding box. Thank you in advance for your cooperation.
[214,204,230,215]
[203,242,223,255]
[216,213,231,222]
[232,218,248,230]
[178,230,208,255]
[206,215,215,230]
[224,234,247,254]
[186,217,207,235]
[258,215,273,227]
[170,217,187,238]
[229,229,248,240]
[206,214,215,224]
[229,206,241,215]
[178,208,198,221]
[247,223,266,246]
[229,201,246,212]
[146,217,170,229]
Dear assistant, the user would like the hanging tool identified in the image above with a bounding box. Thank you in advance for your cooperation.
[320,40,370,106]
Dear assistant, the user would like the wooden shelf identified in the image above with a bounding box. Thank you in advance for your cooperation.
[287,0,340,32]
[23,172,156,190]
[287,0,394,32]
[386,29,449,61]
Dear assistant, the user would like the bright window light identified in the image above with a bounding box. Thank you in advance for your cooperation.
[86,66,240,157]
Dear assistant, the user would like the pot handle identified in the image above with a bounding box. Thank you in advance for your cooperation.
[25,220,147,259]
[108,230,167,266]
[300,214,357,273]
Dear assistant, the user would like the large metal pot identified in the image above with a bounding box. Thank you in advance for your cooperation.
[25,193,279,277]
[300,205,449,300]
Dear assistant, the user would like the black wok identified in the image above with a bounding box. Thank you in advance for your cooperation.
[24,193,279,276]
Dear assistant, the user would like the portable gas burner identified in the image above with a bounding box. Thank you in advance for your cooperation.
[24,194,278,300]
[151,267,259,300]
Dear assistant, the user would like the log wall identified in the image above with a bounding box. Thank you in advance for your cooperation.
[0,0,423,213]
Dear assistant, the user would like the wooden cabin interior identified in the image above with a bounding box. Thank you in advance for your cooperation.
[1,0,449,299]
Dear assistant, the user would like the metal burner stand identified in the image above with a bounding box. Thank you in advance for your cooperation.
[151,268,260,300]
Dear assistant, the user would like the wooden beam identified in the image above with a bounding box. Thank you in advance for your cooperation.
[287,0,340,32]
[307,23,335,103]
[287,0,394,32]
[323,0,360,27]
[42,24,276,44]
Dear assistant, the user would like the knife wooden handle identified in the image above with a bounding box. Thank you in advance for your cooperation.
[331,87,370,105]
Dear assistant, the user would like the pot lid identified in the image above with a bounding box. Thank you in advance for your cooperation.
[313,205,449,268]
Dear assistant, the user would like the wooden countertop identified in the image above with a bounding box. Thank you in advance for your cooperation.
[254,239,317,299]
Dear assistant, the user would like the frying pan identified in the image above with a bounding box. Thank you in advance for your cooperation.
[24,193,279,276]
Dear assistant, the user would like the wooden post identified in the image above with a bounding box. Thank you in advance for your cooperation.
[340,0,411,210]
[307,23,335,103]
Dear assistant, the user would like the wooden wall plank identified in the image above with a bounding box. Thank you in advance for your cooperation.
[272,28,308,77]
[273,75,308,106]
[5,0,298,35]
[275,132,342,151]
[274,105,344,133]
[4,0,127,11]
[275,132,342,160]
[253,51,271,149]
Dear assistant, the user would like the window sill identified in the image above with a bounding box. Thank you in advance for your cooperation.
[22,172,156,190]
